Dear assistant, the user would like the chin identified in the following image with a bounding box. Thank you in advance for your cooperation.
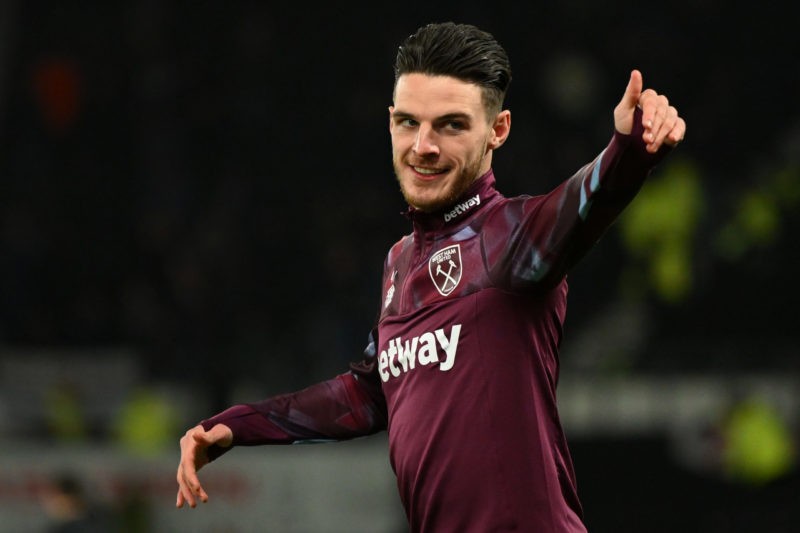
[410,194,453,213]
[400,182,439,208]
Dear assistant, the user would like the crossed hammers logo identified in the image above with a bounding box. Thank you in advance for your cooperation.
[436,260,458,290]
[429,244,462,296]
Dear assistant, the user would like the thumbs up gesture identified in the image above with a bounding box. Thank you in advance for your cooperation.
[614,69,686,153]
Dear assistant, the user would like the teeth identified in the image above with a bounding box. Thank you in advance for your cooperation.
[414,167,441,175]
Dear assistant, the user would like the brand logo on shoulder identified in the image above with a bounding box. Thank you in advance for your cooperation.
[384,270,397,309]
[378,324,462,382]
[429,244,462,296]
[443,194,480,222]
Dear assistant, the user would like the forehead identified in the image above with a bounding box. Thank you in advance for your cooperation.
[393,73,485,120]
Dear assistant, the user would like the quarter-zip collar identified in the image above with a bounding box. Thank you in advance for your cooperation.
[403,169,500,234]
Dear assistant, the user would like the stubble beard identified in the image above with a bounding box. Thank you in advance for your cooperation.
[394,144,487,213]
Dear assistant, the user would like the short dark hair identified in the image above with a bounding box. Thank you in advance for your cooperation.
[393,22,512,117]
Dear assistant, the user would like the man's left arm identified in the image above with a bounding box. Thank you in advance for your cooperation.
[561,67,686,259]
[564,69,686,264]
[491,70,686,290]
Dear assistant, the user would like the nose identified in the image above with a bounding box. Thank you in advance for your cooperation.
[413,124,439,156]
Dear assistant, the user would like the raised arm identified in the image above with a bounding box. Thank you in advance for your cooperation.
[487,70,686,290]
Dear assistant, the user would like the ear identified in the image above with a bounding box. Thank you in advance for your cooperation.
[487,110,511,150]
[388,106,394,133]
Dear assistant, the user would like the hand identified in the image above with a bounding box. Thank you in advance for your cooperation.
[614,69,686,153]
[176,423,233,508]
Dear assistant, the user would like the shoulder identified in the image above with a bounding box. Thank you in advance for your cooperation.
[385,233,413,267]
[482,193,542,225]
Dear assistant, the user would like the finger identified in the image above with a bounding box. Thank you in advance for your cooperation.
[655,105,678,144]
[203,423,234,448]
[177,436,203,507]
[191,424,227,450]
[646,96,669,146]
[665,116,686,146]
[178,464,209,507]
[196,426,225,447]
[646,105,679,152]
[179,460,206,505]
[177,467,197,508]
[638,90,663,133]
[613,70,644,135]
[619,69,643,111]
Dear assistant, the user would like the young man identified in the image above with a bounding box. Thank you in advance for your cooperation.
[176,22,685,532]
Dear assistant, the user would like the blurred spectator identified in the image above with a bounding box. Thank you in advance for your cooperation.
[39,473,112,533]
[112,386,180,456]
[721,395,796,487]
[44,380,87,443]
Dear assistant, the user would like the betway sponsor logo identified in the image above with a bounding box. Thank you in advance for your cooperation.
[443,194,480,222]
[378,324,462,382]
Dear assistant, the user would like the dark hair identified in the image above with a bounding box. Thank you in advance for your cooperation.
[394,22,512,116]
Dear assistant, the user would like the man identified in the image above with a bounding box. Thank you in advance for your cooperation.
[176,22,685,532]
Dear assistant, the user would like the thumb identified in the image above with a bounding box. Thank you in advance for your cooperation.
[614,69,643,135]
[619,69,643,111]
[194,423,233,447]
[192,428,213,446]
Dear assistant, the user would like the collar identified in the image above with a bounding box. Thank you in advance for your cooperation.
[403,169,500,233]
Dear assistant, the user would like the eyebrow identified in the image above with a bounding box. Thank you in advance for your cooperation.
[391,110,474,123]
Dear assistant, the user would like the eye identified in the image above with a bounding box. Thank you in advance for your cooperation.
[445,120,466,131]
[399,118,418,128]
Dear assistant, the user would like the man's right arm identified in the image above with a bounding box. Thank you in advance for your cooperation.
[176,328,387,508]
[203,372,386,458]
[200,327,388,460]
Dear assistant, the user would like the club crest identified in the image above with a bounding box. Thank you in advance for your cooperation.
[428,244,462,296]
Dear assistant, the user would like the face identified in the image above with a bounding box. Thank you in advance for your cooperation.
[389,73,510,212]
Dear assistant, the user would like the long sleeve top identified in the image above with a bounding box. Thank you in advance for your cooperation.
[201,113,668,532]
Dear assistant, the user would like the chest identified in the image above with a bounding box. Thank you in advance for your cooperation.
[381,226,493,319]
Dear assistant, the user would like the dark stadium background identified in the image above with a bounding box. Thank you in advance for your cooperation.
[1,2,797,531]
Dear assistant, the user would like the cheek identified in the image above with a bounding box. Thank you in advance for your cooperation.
[390,135,410,156]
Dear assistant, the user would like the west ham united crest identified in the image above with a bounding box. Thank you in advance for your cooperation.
[429,244,462,296]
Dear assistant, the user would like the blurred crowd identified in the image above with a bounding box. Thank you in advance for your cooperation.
[0,2,798,410]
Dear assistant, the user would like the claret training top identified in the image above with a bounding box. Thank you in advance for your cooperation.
[200,114,668,532]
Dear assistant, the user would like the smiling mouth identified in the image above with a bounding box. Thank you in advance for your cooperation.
[412,166,447,177]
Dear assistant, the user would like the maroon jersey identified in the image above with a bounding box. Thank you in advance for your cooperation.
[201,116,667,532]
